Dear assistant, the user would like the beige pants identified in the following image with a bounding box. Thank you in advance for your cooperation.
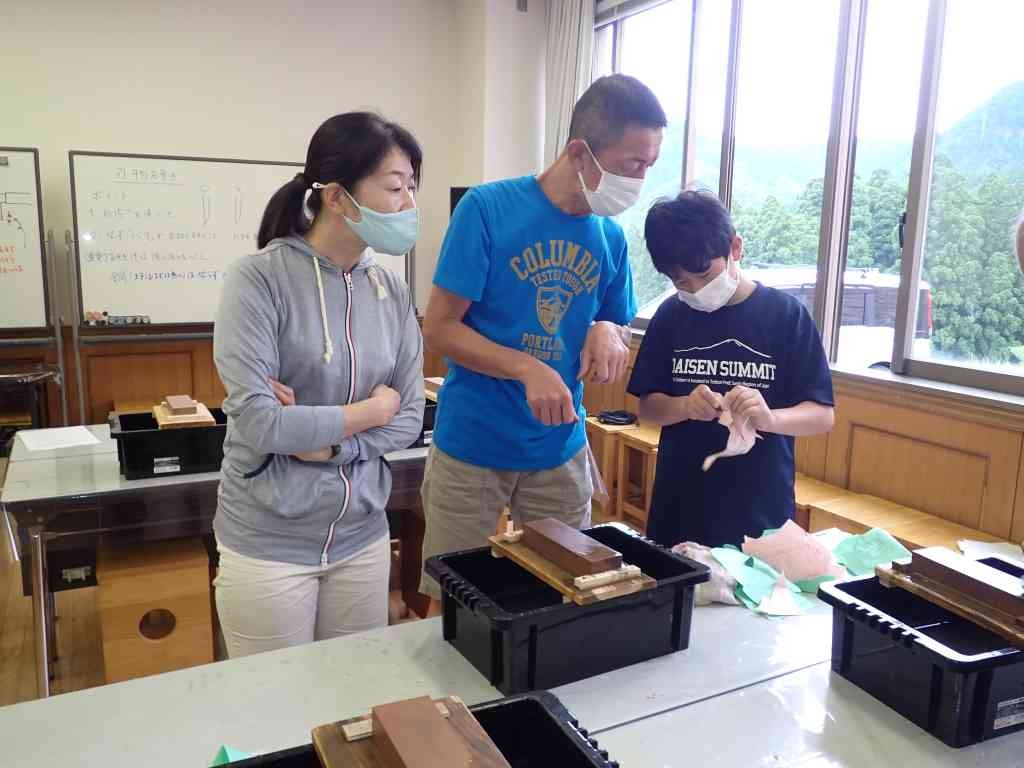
[418,446,593,600]
[214,534,390,658]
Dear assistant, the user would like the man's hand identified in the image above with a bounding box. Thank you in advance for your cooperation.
[519,357,577,426]
[578,321,630,385]
[685,385,723,422]
[724,385,774,431]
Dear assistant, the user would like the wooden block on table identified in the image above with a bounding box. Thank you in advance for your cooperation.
[522,517,622,576]
[152,401,216,429]
[165,394,198,415]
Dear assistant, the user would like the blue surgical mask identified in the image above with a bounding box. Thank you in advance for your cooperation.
[308,182,420,255]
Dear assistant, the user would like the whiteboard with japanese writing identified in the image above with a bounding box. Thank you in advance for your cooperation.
[0,148,48,330]
[70,152,411,326]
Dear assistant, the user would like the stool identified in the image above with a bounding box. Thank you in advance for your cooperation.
[616,423,661,532]
[97,537,213,683]
[585,417,638,523]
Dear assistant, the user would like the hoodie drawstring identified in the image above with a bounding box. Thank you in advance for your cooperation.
[312,257,334,364]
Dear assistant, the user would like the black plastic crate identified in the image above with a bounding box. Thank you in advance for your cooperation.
[229,691,619,768]
[425,524,710,695]
[108,409,227,480]
[819,558,1024,748]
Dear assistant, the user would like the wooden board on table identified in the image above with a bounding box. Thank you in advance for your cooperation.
[152,401,215,429]
[312,696,510,768]
[877,559,1024,649]
[489,534,655,605]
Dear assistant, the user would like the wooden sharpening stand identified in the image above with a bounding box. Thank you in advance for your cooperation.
[877,546,1024,649]
[489,518,656,606]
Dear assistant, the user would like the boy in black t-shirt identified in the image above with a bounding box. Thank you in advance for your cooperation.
[628,191,835,548]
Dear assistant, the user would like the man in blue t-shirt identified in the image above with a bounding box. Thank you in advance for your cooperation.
[628,191,835,548]
[419,75,668,606]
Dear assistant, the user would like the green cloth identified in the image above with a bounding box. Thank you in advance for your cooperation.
[211,746,251,766]
[833,528,911,577]
[711,547,810,614]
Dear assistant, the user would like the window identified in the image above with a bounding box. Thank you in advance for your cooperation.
[614,0,694,318]
[592,23,614,80]
[729,0,841,317]
[835,0,929,370]
[590,0,1024,397]
[903,0,1024,383]
[687,0,731,195]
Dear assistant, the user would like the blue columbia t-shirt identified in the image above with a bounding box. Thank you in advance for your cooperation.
[433,176,636,471]
[627,285,834,548]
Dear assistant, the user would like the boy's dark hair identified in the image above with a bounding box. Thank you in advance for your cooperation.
[645,190,736,276]
[567,74,668,154]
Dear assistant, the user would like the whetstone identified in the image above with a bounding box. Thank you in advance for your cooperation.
[164,394,198,415]
[521,518,622,576]
[313,696,511,768]
[372,695,473,768]
[892,547,1024,622]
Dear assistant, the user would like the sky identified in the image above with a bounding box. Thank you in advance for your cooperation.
[605,0,1024,145]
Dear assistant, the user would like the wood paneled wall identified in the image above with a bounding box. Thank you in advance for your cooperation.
[582,342,1024,543]
[10,325,1024,545]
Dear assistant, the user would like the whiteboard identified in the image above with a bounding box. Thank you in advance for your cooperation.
[70,152,410,326]
[0,148,48,330]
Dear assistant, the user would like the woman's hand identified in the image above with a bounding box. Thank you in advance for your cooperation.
[269,378,331,461]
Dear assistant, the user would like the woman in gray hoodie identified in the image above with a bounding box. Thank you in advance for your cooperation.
[212,113,425,657]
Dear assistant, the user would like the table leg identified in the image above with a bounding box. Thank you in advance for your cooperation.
[29,526,53,698]
[399,505,430,619]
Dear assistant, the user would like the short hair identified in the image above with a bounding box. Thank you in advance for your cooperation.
[567,74,668,154]
[644,191,736,276]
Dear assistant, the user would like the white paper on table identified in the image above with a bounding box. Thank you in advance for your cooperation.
[756,575,805,617]
[18,426,101,452]
[958,539,1024,564]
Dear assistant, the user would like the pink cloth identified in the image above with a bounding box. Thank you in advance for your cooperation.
[702,408,761,471]
[741,520,847,582]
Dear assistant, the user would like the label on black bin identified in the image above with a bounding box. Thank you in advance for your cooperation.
[995,695,1024,730]
[153,456,181,475]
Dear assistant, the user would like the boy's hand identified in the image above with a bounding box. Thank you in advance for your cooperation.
[724,385,774,431]
[684,385,723,422]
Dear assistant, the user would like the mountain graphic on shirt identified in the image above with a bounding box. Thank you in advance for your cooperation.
[673,338,773,360]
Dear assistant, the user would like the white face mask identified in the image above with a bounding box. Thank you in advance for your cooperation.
[677,260,739,312]
[578,142,644,217]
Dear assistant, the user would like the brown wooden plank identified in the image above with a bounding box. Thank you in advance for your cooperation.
[898,548,1024,620]
[878,564,1024,648]
[371,696,471,768]
[313,697,507,768]
[488,535,655,605]
[521,518,621,576]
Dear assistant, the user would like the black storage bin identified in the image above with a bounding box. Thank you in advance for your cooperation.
[230,691,619,768]
[819,560,1024,748]
[425,524,710,695]
[108,409,227,480]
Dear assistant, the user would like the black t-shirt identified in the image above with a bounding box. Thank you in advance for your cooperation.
[627,284,834,548]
